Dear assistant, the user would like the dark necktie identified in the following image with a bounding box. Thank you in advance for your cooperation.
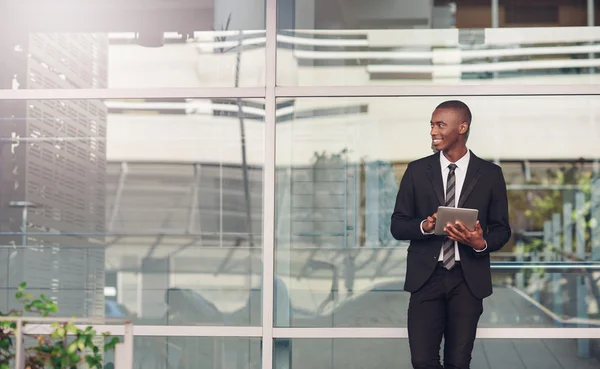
[442,163,457,270]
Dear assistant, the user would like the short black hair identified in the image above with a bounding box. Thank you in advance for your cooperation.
[436,100,471,123]
[435,100,472,140]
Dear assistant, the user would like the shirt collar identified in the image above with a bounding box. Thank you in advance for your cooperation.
[440,149,470,172]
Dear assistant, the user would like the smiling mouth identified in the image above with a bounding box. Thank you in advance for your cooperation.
[432,139,442,145]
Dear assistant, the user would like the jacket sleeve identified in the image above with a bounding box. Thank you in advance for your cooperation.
[390,163,429,241]
[475,166,512,255]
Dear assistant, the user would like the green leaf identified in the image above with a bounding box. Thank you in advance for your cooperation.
[67,341,78,354]
[86,356,98,367]
[104,337,120,351]
[18,282,26,290]
[65,322,78,334]
[32,300,44,310]
[56,326,66,338]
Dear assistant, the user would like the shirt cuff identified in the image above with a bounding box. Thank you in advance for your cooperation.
[474,241,488,252]
[420,220,434,235]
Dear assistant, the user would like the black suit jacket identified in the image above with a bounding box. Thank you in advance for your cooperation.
[390,151,511,299]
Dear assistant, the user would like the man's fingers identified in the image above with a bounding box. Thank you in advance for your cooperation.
[445,224,459,237]
[453,221,469,233]
[446,223,466,242]
[446,232,462,242]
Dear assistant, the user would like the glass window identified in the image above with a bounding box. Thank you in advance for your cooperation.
[276,0,599,86]
[274,96,600,327]
[104,336,261,369]
[1,1,600,368]
[273,338,600,369]
[0,98,264,325]
[1,1,266,89]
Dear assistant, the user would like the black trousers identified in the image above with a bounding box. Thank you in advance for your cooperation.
[407,262,483,369]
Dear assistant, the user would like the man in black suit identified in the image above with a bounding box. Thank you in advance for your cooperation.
[390,100,511,369]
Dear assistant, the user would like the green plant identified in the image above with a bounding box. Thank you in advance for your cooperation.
[0,282,119,369]
[505,163,600,310]
[506,162,595,252]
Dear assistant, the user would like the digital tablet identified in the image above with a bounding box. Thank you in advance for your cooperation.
[434,206,479,236]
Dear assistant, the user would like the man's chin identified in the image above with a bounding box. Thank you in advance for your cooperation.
[431,143,441,152]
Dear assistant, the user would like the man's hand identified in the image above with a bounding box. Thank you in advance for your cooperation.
[445,220,486,250]
[422,213,437,233]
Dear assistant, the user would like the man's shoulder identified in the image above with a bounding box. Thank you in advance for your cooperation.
[407,152,438,169]
[471,153,503,174]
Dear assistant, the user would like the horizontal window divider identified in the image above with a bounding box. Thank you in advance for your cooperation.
[0,88,266,100]
[23,324,262,337]
[275,85,600,97]
[272,327,600,339]
[21,325,600,339]
[2,85,600,100]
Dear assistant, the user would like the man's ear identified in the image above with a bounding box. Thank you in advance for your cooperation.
[459,123,468,134]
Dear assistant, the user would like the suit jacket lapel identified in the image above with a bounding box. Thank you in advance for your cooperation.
[426,153,445,206]
[458,154,483,208]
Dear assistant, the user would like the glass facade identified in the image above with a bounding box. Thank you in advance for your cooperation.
[1,1,600,368]
[273,338,600,369]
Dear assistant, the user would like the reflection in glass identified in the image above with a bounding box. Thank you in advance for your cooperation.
[274,96,600,328]
[104,336,261,369]
[2,1,267,89]
[277,25,600,86]
[275,338,600,369]
[283,1,589,30]
[0,98,264,325]
[276,0,599,87]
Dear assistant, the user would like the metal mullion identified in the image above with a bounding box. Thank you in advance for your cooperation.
[3,85,599,102]
[272,327,600,339]
[276,85,600,98]
[21,325,600,339]
[262,1,277,369]
[0,87,266,100]
[23,325,262,337]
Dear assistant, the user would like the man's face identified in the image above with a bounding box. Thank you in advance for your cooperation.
[430,108,467,152]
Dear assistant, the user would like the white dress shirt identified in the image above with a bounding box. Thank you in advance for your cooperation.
[420,149,486,260]
[437,150,469,261]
